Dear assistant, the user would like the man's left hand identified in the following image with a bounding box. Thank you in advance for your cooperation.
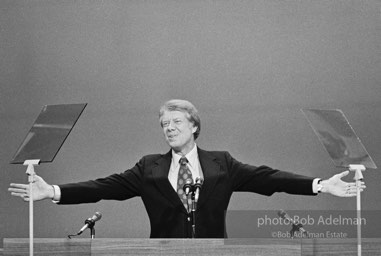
[320,171,365,197]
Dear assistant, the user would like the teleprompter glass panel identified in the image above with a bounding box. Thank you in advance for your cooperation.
[10,103,87,164]
[302,109,376,169]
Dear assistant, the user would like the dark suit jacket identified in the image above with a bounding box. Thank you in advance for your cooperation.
[58,148,316,238]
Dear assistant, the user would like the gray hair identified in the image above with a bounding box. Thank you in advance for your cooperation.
[159,99,201,140]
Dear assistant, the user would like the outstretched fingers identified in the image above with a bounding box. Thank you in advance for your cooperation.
[9,183,29,200]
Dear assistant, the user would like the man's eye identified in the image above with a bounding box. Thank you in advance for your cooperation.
[162,122,169,127]
[175,120,182,124]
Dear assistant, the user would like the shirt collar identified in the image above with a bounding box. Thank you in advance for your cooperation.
[171,144,198,169]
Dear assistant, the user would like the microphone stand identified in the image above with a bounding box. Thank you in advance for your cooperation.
[289,222,308,238]
[85,219,96,239]
[90,227,95,239]
[68,217,99,239]
[185,179,202,239]
[191,192,196,238]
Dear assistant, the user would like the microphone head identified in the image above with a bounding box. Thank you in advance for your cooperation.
[85,212,102,225]
[277,209,286,219]
[183,179,193,195]
[93,212,102,222]
[194,178,203,191]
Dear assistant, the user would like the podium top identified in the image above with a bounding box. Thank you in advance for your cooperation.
[302,109,377,169]
[3,238,381,256]
[10,103,87,164]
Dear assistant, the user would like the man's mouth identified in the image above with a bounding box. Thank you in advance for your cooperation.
[167,134,177,139]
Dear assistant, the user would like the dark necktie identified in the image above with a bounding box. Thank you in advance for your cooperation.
[177,157,193,212]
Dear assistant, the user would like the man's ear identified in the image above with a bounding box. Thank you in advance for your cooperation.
[192,125,198,134]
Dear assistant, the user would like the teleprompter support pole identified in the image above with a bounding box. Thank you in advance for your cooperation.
[23,159,40,256]
[349,164,366,256]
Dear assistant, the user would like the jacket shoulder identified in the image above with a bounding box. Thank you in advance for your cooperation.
[198,148,232,162]
[198,148,230,155]
[140,153,169,162]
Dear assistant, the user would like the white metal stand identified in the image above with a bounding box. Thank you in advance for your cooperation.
[349,164,365,256]
[23,159,40,256]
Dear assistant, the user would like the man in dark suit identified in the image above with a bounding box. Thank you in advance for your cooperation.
[9,99,364,238]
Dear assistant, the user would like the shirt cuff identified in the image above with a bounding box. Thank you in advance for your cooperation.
[312,178,322,194]
[51,185,61,203]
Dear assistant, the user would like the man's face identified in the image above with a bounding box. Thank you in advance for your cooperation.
[161,110,197,154]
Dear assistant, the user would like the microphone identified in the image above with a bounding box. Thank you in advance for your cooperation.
[277,210,308,235]
[194,177,203,203]
[77,212,102,235]
[183,178,193,195]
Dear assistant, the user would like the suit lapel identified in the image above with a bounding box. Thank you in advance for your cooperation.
[197,148,222,210]
[152,151,186,212]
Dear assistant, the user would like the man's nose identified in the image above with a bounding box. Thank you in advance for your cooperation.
[167,121,175,130]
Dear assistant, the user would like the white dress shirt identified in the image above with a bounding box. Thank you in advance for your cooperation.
[168,144,203,191]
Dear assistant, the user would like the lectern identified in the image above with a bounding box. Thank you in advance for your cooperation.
[3,238,381,256]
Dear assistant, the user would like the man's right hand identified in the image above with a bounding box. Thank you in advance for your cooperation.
[9,175,54,202]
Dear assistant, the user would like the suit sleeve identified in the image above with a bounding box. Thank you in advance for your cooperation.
[58,157,144,204]
[225,152,316,196]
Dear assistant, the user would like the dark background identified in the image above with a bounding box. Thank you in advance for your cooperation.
[1,0,380,246]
